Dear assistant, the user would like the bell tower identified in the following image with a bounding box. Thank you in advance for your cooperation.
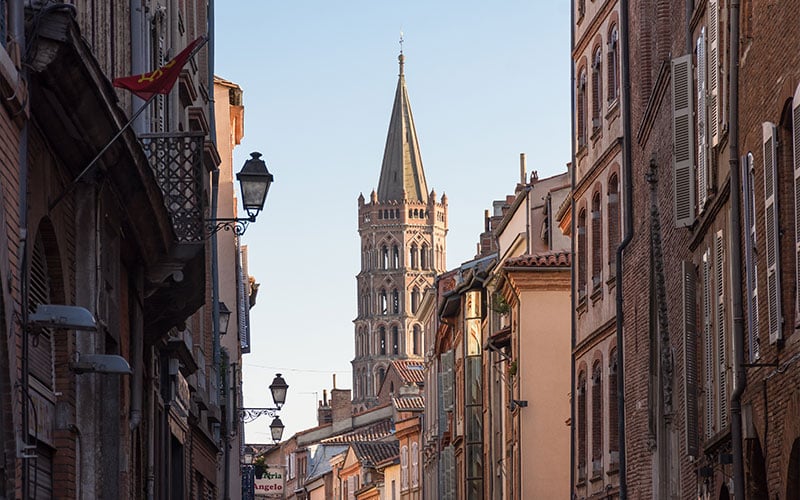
[352,52,448,411]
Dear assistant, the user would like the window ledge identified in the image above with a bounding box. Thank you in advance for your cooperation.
[606,272,617,291]
[577,294,588,316]
[606,98,620,120]
[591,125,603,143]
[590,282,603,303]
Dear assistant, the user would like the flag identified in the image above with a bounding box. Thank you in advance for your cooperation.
[113,35,207,100]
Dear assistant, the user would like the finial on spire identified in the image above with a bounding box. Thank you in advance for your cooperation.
[398,31,405,76]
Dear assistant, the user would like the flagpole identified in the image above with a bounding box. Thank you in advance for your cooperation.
[49,35,209,212]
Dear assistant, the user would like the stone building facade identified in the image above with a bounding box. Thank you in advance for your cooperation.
[352,53,448,412]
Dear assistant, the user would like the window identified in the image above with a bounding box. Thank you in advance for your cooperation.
[577,69,588,148]
[401,445,409,490]
[608,350,619,462]
[411,288,420,314]
[392,326,399,355]
[413,325,421,356]
[380,326,386,355]
[671,54,696,227]
[607,25,619,103]
[393,245,400,268]
[382,246,389,269]
[577,371,587,480]
[592,47,603,131]
[421,244,428,269]
[380,290,388,315]
[591,361,603,475]
[763,122,782,343]
[743,152,760,362]
[607,175,620,273]
[410,244,418,269]
[411,441,419,487]
[392,289,400,314]
[591,192,602,289]
[578,209,587,299]
[696,29,709,211]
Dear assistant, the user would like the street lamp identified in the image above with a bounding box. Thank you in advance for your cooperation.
[207,152,274,235]
[218,302,232,335]
[240,373,289,442]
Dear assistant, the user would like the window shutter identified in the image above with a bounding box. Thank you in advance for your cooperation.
[743,154,760,362]
[697,29,709,211]
[763,122,783,343]
[702,249,714,438]
[442,350,454,411]
[714,231,728,430]
[681,261,699,457]
[792,84,800,322]
[708,0,720,146]
[672,54,696,227]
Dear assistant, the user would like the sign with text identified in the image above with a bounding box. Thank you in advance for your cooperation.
[254,465,285,498]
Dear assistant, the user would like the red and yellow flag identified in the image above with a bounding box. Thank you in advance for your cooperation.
[113,35,207,100]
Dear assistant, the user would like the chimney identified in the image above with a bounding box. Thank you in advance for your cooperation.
[519,153,527,184]
[317,389,333,426]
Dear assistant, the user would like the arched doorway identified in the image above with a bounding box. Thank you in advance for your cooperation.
[746,437,769,499]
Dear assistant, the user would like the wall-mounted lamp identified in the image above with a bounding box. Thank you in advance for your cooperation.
[206,152,274,236]
[29,304,97,331]
[218,301,232,335]
[240,374,289,442]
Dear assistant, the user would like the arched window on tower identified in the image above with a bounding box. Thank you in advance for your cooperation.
[392,289,400,314]
[413,325,421,355]
[393,245,400,268]
[411,288,419,314]
[410,244,418,269]
[421,244,428,269]
[381,246,389,269]
[380,290,388,315]
[392,326,399,355]
[379,327,386,355]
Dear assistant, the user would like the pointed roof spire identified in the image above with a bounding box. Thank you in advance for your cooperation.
[376,50,429,203]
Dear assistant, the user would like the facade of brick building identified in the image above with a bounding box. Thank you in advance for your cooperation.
[352,52,448,413]
[0,2,253,498]
[571,0,625,496]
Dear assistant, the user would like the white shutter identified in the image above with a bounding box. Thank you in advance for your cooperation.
[714,231,728,430]
[743,154,761,362]
[708,0,720,146]
[697,29,709,211]
[792,84,800,321]
[702,249,714,438]
[763,122,783,343]
[682,261,699,457]
[672,54,696,227]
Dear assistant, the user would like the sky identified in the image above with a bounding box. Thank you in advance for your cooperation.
[214,1,572,441]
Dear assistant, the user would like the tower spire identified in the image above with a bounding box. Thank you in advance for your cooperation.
[376,49,429,203]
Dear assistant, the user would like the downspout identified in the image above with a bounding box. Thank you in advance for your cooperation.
[130,0,145,134]
[10,1,30,497]
[569,0,577,494]
[616,0,633,497]
[129,270,143,431]
[727,0,746,497]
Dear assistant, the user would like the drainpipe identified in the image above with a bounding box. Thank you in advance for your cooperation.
[130,0,145,133]
[129,270,144,431]
[727,0,746,497]
[616,0,633,497]
[569,0,577,494]
[9,1,30,497]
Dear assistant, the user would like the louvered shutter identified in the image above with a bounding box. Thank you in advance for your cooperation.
[672,54,696,227]
[442,349,454,411]
[682,261,699,457]
[792,84,800,321]
[708,0,720,146]
[702,249,714,438]
[715,231,728,429]
[742,154,760,362]
[697,29,709,211]
[763,122,783,343]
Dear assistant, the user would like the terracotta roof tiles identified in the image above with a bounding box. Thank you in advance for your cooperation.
[504,251,571,268]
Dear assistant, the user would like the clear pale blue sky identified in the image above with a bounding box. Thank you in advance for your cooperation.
[215,1,571,441]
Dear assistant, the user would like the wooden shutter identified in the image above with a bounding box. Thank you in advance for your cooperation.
[697,29,709,211]
[682,261,699,457]
[442,349,454,411]
[743,154,760,362]
[715,231,728,429]
[708,0,720,146]
[763,122,783,343]
[793,84,800,321]
[672,54,696,227]
[702,249,714,438]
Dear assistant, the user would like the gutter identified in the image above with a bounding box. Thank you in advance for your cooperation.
[727,0,746,497]
[615,0,633,497]
[569,0,576,494]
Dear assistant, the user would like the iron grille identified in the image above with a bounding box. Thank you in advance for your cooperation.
[139,132,205,243]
